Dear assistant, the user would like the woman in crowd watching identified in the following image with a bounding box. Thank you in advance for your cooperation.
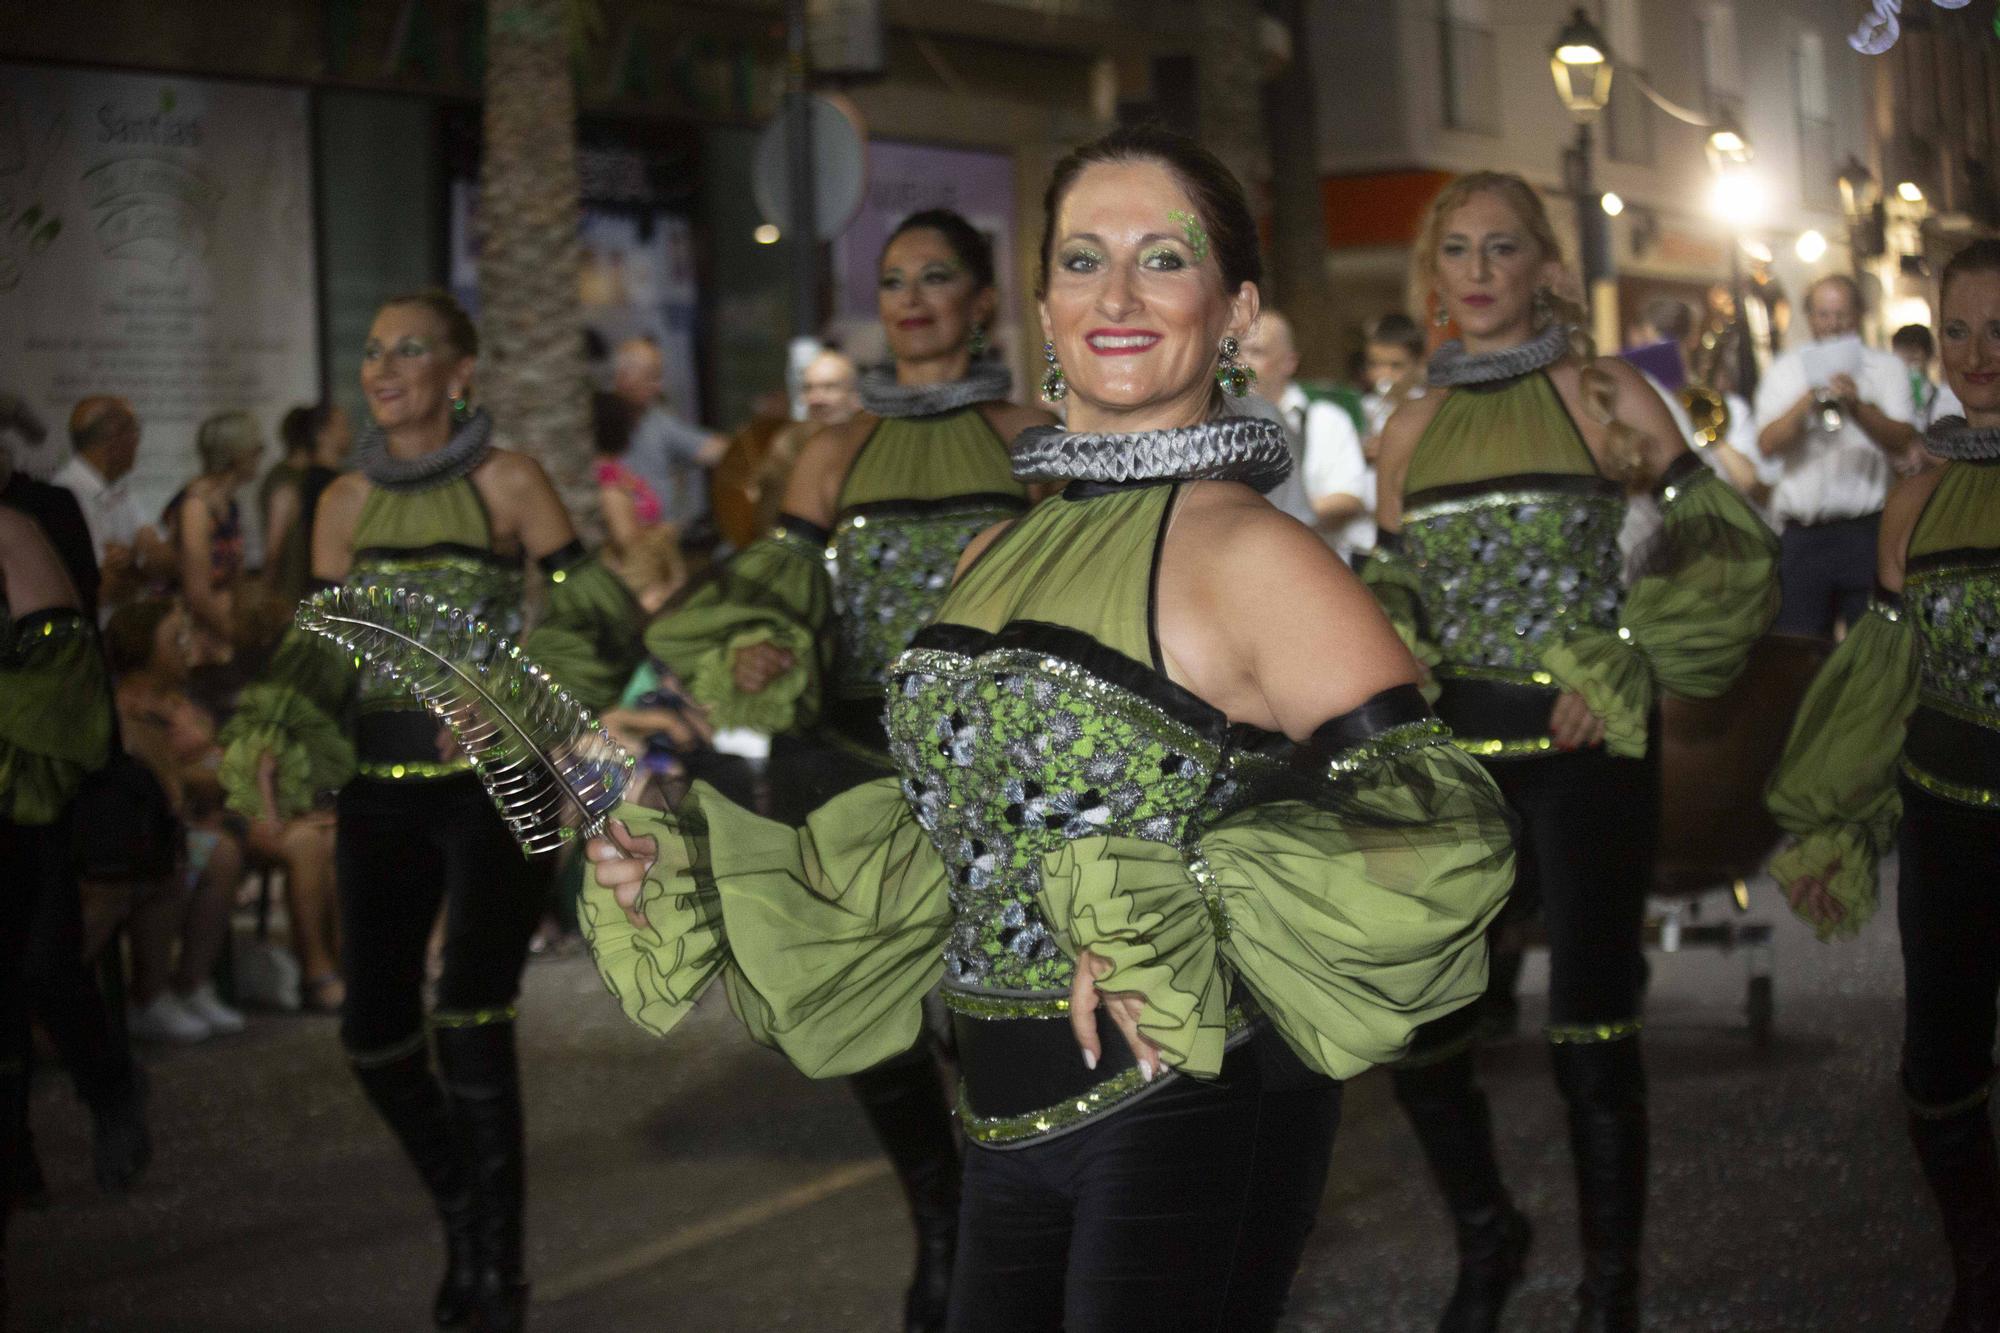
[262,401,353,605]
[164,410,263,657]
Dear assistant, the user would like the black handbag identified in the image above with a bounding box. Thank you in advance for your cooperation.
[69,751,183,882]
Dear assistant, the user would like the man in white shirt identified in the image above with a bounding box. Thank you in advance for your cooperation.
[1241,310,1373,566]
[612,337,728,531]
[52,396,158,612]
[1753,275,1919,637]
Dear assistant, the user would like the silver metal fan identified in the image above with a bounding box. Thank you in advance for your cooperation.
[297,585,632,855]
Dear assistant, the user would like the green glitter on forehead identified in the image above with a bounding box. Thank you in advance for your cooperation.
[1167,210,1210,263]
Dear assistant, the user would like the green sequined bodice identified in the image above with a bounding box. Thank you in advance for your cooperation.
[828,409,1028,703]
[347,480,523,726]
[1907,462,2000,730]
[1401,373,1626,680]
[885,484,1253,996]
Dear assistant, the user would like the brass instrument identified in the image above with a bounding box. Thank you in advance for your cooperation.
[1680,327,1733,448]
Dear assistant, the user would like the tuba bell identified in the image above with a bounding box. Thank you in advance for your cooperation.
[1680,382,1729,446]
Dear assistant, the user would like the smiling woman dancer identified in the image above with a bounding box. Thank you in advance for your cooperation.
[217,290,641,1333]
[642,208,1048,1333]
[582,127,1515,1333]
[1364,174,1776,1333]
[1767,239,2000,1332]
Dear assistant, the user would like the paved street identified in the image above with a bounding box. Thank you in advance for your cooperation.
[16,862,1951,1332]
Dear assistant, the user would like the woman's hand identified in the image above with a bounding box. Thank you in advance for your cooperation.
[1782,872,1846,933]
[585,818,659,929]
[1068,949,1166,1083]
[1548,690,1607,751]
[731,641,795,695]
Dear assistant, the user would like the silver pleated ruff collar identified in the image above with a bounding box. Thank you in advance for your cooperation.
[1925,415,2000,462]
[1427,323,1571,387]
[858,363,1013,419]
[353,410,495,493]
[1009,416,1293,493]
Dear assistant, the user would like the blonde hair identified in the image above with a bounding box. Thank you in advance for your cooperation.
[1410,172,1645,481]
[194,410,262,476]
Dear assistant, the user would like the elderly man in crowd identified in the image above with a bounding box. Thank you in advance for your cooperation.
[52,397,165,616]
[1241,309,1372,565]
[1752,274,1920,639]
[799,348,862,428]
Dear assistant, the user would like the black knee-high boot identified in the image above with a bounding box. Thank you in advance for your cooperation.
[849,1044,960,1333]
[435,1022,529,1333]
[1908,1097,2000,1332]
[352,1041,480,1329]
[1391,1049,1532,1333]
[1550,1038,1647,1333]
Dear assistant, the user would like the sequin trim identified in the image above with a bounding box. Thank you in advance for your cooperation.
[1916,691,2000,734]
[1402,487,1624,526]
[1655,465,1716,514]
[768,524,828,562]
[1456,735,1559,758]
[431,1004,519,1028]
[1545,1017,1643,1044]
[1441,664,1558,687]
[357,757,475,781]
[1318,717,1453,776]
[1185,852,1230,941]
[956,1007,1254,1147]
[944,989,1071,1020]
[1900,755,2000,808]
[1871,598,1903,624]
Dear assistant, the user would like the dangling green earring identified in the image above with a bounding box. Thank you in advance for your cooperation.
[1039,340,1067,403]
[1215,336,1256,397]
[451,392,471,424]
[969,323,989,360]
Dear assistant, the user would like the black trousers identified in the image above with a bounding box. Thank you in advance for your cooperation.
[1492,744,1658,1031]
[947,1033,1343,1333]
[1897,778,2000,1110]
[335,776,545,1055]
[1774,512,1881,640]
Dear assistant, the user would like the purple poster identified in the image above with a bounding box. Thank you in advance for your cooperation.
[828,139,1016,386]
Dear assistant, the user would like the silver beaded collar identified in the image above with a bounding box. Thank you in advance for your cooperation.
[858,363,1013,419]
[1427,323,1571,387]
[353,410,494,493]
[1010,416,1293,493]
[1924,415,2000,462]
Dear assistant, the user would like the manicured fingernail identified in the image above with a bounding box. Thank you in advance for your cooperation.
[1140,1059,1155,1084]
[1082,1049,1097,1070]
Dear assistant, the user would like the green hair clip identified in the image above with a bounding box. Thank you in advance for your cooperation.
[1167,210,1210,264]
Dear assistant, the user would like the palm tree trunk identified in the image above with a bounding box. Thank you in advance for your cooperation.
[479,0,592,524]
[1262,0,1340,380]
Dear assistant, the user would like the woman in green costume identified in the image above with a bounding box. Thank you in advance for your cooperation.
[583,127,1516,1332]
[1365,173,1777,1333]
[0,505,113,1290]
[644,209,1050,1333]
[1767,239,2000,1332]
[218,290,640,1333]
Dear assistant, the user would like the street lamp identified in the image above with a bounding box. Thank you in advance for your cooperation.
[1703,114,1761,396]
[1550,8,1614,321]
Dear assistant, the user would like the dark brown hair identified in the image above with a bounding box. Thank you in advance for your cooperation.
[380,287,480,358]
[103,598,176,676]
[886,209,996,290]
[1940,239,2000,307]
[1037,125,1261,297]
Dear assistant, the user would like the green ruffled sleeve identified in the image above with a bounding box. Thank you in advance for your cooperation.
[0,610,113,825]
[521,549,645,715]
[1764,603,1917,939]
[1543,458,1778,758]
[1360,537,1442,704]
[216,626,357,820]
[578,776,951,1077]
[644,519,831,734]
[1037,714,1516,1080]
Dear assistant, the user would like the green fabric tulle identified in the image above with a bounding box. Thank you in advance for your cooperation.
[1765,605,1918,939]
[646,532,831,735]
[216,683,356,819]
[0,611,111,825]
[579,778,951,1077]
[1040,739,1515,1080]
[1359,548,1443,704]
[217,628,357,820]
[523,555,644,715]
[1544,468,1778,758]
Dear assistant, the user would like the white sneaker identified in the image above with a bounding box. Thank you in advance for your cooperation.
[128,993,211,1044]
[180,983,246,1036]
